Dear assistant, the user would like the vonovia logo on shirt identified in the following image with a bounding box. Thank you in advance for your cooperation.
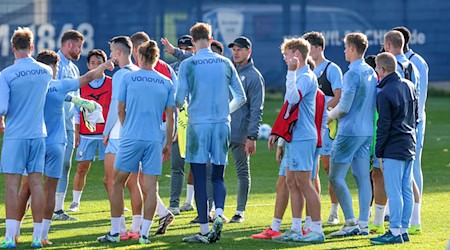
[15,69,48,77]
[192,58,226,65]
[131,76,164,84]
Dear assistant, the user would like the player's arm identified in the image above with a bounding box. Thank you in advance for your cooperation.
[163,106,175,162]
[327,71,359,122]
[328,88,341,109]
[285,57,301,104]
[246,74,265,155]
[0,74,10,116]
[175,61,188,109]
[229,62,247,114]
[375,91,392,160]
[77,59,114,88]
[0,116,4,133]
[117,74,129,126]
[118,102,126,125]
[327,64,343,109]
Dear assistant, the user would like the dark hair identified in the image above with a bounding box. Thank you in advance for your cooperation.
[190,22,212,42]
[211,40,224,55]
[306,56,316,70]
[392,26,411,45]
[61,30,84,44]
[11,27,33,50]
[138,40,159,67]
[109,36,133,54]
[130,31,150,46]
[87,49,107,63]
[364,55,377,70]
[36,49,60,67]
[303,31,325,49]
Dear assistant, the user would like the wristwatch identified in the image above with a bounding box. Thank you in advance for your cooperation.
[247,136,257,141]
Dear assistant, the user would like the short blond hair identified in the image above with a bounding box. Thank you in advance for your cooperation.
[384,30,404,50]
[375,52,397,74]
[344,33,368,55]
[11,27,33,50]
[280,37,310,60]
[190,22,212,42]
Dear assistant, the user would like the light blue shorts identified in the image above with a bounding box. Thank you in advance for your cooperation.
[320,128,333,156]
[76,137,105,161]
[63,130,74,167]
[44,143,65,178]
[105,139,120,154]
[115,139,162,176]
[185,122,230,165]
[331,135,372,164]
[286,140,316,172]
[1,138,45,174]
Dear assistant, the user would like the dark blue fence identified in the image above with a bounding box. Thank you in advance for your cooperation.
[0,0,448,89]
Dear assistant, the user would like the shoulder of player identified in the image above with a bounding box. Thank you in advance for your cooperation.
[326,61,343,75]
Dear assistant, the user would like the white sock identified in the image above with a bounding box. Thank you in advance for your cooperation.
[330,203,339,216]
[358,220,368,229]
[119,215,127,234]
[131,215,142,233]
[5,219,17,241]
[303,216,312,231]
[385,202,390,216]
[73,190,82,204]
[32,222,42,239]
[390,228,401,236]
[110,217,121,235]
[186,184,195,205]
[15,220,22,238]
[156,196,168,217]
[200,223,210,235]
[140,219,152,238]
[411,202,421,226]
[345,218,357,226]
[55,192,65,211]
[271,218,282,232]
[215,208,224,218]
[311,221,323,234]
[373,204,386,226]
[235,210,244,216]
[291,218,302,233]
[41,219,51,240]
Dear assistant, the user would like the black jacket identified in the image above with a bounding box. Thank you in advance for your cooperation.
[376,72,417,161]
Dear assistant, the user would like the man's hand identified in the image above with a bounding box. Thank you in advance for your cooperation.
[268,135,278,151]
[75,132,80,148]
[160,38,176,55]
[287,57,299,71]
[103,58,116,71]
[102,135,109,146]
[162,143,172,162]
[245,139,256,155]
[276,146,284,163]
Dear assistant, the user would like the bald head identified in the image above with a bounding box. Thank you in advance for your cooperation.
[375,52,397,79]
[384,30,404,55]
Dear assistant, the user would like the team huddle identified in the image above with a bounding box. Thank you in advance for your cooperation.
[0,21,428,248]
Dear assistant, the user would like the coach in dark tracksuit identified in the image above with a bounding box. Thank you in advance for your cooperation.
[228,37,265,223]
[370,52,418,245]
